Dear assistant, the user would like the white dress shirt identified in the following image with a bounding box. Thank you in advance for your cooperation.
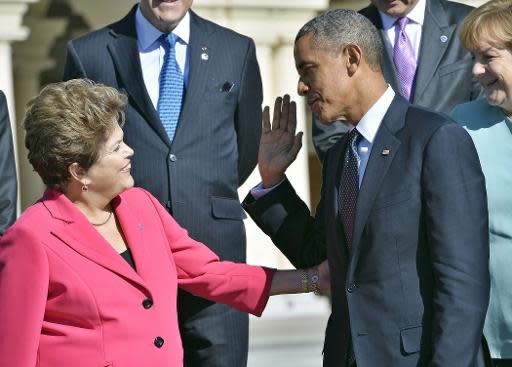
[135,6,190,109]
[379,0,426,61]
[252,86,396,197]
[348,86,395,187]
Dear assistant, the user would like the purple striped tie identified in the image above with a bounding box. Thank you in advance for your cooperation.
[393,17,417,101]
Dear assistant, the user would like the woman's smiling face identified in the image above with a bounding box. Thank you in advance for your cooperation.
[472,41,512,114]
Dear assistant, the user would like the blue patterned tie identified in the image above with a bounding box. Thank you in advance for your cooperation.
[157,33,184,142]
[340,128,361,249]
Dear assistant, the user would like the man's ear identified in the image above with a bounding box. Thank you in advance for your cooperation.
[68,162,87,184]
[344,43,362,76]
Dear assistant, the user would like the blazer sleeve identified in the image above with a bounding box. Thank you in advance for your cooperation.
[242,177,327,269]
[422,123,490,366]
[142,190,274,316]
[235,39,263,186]
[0,225,49,366]
[0,92,17,235]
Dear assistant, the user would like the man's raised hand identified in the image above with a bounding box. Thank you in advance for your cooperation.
[258,95,303,188]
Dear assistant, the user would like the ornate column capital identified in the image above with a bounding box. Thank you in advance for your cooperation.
[0,0,39,42]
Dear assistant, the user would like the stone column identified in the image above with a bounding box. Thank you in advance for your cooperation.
[13,1,69,209]
[0,0,39,212]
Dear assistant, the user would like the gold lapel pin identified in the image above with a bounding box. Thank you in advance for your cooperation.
[381,149,390,156]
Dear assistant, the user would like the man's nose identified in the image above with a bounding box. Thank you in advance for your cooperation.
[297,80,309,96]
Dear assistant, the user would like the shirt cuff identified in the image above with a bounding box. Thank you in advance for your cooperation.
[250,177,286,199]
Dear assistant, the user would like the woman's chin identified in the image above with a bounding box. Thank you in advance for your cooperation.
[117,177,135,195]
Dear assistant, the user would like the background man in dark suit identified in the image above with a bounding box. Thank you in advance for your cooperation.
[313,0,482,162]
[0,91,17,236]
[63,1,262,366]
[243,9,489,367]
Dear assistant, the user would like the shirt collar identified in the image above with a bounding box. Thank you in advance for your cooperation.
[379,0,426,31]
[135,5,190,51]
[349,86,395,144]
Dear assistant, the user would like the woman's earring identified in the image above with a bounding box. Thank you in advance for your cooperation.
[81,184,88,192]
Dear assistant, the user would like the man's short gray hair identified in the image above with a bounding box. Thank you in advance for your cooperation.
[296,9,383,71]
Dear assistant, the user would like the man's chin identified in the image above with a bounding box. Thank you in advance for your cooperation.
[318,116,343,125]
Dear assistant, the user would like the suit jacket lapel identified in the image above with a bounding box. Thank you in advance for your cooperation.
[325,134,350,261]
[175,11,214,143]
[413,0,455,102]
[107,6,172,147]
[112,194,150,281]
[43,189,149,290]
[348,96,407,275]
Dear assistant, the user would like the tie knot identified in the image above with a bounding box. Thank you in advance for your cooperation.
[348,128,360,145]
[161,33,178,48]
[397,17,409,31]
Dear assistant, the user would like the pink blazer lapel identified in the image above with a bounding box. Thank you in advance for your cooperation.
[42,189,149,291]
[111,194,150,281]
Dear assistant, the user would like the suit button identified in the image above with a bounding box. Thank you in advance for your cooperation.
[142,298,153,309]
[347,282,357,293]
[169,154,177,162]
[154,336,164,348]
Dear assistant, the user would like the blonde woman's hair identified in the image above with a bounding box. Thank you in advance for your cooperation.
[459,0,512,51]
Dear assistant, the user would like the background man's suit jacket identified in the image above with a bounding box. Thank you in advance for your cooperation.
[313,0,481,162]
[63,7,263,365]
[0,91,17,235]
[0,188,273,367]
[244,96,490,367]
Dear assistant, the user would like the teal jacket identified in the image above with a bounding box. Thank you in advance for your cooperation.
[452,98,512,359]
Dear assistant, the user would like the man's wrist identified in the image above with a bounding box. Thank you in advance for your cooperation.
[261,174,285,189]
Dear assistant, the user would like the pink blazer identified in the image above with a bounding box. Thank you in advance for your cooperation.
[0,188,273,367]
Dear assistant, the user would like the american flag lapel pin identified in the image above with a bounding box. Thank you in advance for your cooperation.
[381,149,390,156]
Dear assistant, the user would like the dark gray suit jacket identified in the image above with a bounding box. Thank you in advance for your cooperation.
[244,96,489,367]
[313,0,481,162]
[63,6,261,263]
[0,91,17,236]
[63,6,262,365]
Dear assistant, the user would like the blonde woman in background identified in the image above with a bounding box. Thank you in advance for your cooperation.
[451,1,512,366]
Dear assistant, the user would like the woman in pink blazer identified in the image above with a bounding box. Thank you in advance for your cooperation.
[0,79,327,367]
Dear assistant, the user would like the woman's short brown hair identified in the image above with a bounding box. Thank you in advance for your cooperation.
[459,0,512,51]
[23,79,128,190]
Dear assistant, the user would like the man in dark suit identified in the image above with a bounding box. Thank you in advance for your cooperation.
[313,0,482,163]
[243,9,489,367]
[63,1,262,366]
[0,91,17,236]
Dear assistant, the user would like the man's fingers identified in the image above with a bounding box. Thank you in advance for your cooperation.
[281,95,290,131]
[286,101,297,134]
[290,131,303,159]
[272,97,282,130]
[262,106,271,134]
